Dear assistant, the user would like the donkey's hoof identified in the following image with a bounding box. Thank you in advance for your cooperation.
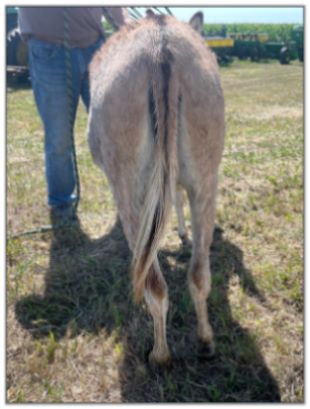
[148,350,172,368]
[198,338,215,358]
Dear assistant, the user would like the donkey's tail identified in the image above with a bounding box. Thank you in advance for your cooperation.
[132,41,179,304]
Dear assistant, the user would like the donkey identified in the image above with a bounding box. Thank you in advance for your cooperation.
[87,12,225,365]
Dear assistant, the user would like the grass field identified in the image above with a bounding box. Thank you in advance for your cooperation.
[6,59,303,403]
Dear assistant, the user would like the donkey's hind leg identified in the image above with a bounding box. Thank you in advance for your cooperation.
[186,173,218,353]
[144,257,171,365]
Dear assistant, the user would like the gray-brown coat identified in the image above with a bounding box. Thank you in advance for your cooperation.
[88,12,225,365]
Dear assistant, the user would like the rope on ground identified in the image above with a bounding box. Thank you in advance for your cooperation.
[8,223,70,240]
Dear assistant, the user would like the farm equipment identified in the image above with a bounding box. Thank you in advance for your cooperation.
[265,40,297,64]
[229,31,299,64]
[204,33,235,65]
[6,6,29,82]
[292,25,304,62]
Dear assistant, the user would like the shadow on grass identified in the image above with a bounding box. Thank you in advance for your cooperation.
[15,217,280,402]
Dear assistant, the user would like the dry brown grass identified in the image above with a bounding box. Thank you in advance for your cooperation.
[7,59,303,402]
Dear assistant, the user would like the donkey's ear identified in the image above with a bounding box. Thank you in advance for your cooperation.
[146,8,155,18]
[189,11,204,34]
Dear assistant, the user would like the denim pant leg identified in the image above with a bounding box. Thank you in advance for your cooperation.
[28,39,80,208]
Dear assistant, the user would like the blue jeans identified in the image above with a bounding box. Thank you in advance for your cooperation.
[28,37,104,208]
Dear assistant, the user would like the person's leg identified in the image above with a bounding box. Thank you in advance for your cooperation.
[28,38,80,211]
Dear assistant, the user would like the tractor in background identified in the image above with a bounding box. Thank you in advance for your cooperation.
[6,6,29,82]
[203,26,235,65]
[229,28,302,64]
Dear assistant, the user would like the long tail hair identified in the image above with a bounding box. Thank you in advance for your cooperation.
[132,26,179,303]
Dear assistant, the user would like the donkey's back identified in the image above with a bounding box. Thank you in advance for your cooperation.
[88,13,224,365]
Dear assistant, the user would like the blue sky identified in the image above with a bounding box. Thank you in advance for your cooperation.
[134,7,303,24]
